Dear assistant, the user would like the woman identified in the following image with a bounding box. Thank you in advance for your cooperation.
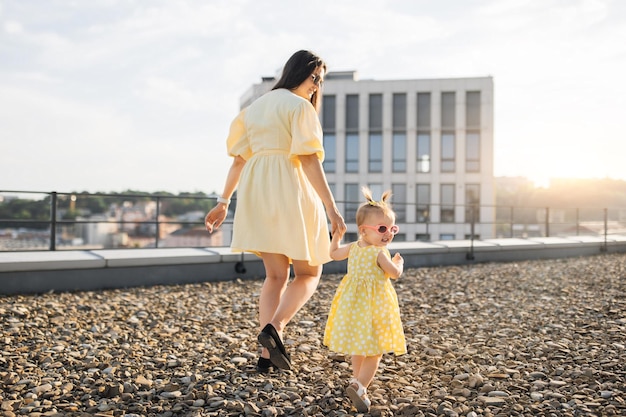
[205,50,346,372]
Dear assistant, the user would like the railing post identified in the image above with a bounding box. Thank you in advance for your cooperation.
[50,192,57,251]
[466,204,476,260]
[545,207,550,237]
[601,208,608,252]
[509,206,514,238]
[155,196,161,248]
[426,205,430,240]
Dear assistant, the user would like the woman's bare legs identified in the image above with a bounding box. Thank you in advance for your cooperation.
[258,253,290,358]
[258,253,323,358]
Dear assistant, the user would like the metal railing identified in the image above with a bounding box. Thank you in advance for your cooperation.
[1,189,625,252]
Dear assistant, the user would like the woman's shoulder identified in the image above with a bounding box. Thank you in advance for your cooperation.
[271,88,313,107]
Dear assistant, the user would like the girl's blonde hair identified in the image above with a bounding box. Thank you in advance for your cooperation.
[356,186,396,226]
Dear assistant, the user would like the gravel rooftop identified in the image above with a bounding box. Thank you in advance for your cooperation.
[1,253,625,416]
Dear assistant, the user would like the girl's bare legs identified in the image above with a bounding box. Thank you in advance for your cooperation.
[351,354,382,388]
[259,253,323,357]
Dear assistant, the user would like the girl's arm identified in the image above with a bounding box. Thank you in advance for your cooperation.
[205,155,246,232]
[377,251,404,279]
[330,230,351,261]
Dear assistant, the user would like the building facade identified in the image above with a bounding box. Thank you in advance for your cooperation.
[241,72,495,242]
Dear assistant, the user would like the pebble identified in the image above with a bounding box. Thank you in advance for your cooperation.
[0,254,625,415]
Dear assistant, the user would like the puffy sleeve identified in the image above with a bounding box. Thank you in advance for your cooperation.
[289,101,325,162]
[226,109,252,160]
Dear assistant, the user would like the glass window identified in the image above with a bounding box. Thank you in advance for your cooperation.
[392,183,406,223]
[466,91,480,128]
[392,133,407,172]
[439,234,455,241]
[345,183,360,223]
[346,95,359,131]
[416,184,430,223]
[323,134,336,173]
[441,133,455,172]
[346,94,359,174]
[369,183,383,201]
[346,133,359,173]
[465,184,480,223]
[369,94,382,129]
[369,133,382,172]
[466,132,480,172]
[393,93,406,129]
[417,133,431,173]
[322,95,336,131]
[392,93,407,173]
[441,92,455,128]
[441,184,455,223]
[392,233,406,242]
[416,233,431,242]
[417,93,431,128]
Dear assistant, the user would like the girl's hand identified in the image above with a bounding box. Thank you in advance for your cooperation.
[332,227,345,241]
[205,204,227,233]
[378,251,404,279]
[392,253,404,279]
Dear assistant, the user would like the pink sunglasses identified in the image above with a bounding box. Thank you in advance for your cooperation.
[362,224,399,235]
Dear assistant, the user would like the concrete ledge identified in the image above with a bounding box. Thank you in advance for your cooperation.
[389,241,449,255]
[0,250,106,272]
[482,238,544,247]
[207,247,263,263]
[91,248,221,267]
[2,235,626,295]
[430,239,499,253]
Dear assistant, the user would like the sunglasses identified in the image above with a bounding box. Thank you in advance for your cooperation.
[362,224,400,235]
[310,74,324,86]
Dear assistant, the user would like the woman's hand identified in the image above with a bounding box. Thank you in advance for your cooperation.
[327,207,346,237]
[205,156,245,233]
[205,204,228,233]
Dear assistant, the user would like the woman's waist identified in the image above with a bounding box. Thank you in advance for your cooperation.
[250,149,290,157]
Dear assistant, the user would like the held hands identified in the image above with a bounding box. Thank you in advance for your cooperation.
[329,226,350,261]
[332,227,346,242]
[205,204,228,233]
[327,208,346,238]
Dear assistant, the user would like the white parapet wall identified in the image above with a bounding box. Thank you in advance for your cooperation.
[1,235,626,295]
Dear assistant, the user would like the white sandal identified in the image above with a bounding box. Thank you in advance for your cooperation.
[346,377,371,413]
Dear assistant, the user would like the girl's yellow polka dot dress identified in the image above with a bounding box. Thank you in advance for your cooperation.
[324,243,407,356]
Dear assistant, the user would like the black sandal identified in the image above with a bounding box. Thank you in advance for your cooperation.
[258,323,292,370]
[256,357,274,373]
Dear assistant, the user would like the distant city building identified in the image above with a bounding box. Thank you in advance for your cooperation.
[241,71,495,241]
[161,226,223,247]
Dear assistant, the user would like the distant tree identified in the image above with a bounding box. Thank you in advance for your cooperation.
[0,198,50,229]
[160,192,212,217]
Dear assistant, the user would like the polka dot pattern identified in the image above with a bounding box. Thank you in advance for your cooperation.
[323,243,407,356]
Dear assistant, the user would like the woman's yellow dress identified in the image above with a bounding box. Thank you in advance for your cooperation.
[226,89,331,266]
[324,243,407,356]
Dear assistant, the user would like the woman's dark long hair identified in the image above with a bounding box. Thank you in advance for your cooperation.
[272,50,326,112]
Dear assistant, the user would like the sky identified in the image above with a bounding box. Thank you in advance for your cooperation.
[1,0,625,195]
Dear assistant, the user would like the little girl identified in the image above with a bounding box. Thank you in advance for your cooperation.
[323,187,407,413]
